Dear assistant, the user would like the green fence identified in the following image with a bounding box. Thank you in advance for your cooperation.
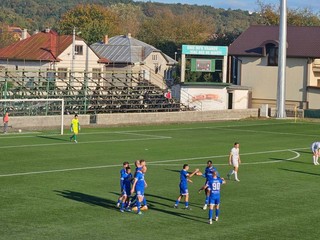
[304,109,320,118]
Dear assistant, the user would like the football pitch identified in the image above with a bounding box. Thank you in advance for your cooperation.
[1,119,320,240]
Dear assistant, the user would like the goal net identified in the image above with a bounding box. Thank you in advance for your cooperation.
[0,98,65,135]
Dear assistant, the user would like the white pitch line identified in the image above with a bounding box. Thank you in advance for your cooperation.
[209,126,319,137]
[148,150,301,166]
[0,136,171,149]
[0,148,305,178]
[0,164,122,177]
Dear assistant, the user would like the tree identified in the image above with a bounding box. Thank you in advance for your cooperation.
[137,7,215,57]
[257,0,320,26]
[57,4,121,44]
[109,3,143,36]
[0,24,19,48]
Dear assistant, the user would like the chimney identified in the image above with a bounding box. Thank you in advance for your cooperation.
[50,31,57,58]
[45,27,50,33]
[104,35,108,44]
[21,29,28,40]
[127,33,132,38]
[33,29,39,35]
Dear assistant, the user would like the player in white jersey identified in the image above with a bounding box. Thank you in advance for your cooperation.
[227,142,241,182]
[311,141,320,165]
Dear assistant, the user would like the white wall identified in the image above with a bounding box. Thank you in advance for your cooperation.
[233,90,249,109]
[180,86,228,110]
[239,56,307,107]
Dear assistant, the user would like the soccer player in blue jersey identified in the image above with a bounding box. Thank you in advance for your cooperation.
[116,161,129,208]
[198,160,219,210]
[174,164,199,210]
[208,171,226,224]
[131,162,147,215]
[311,141,320,165]
[120,166,133,212]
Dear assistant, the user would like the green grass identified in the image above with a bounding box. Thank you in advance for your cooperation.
[1,119,320,240]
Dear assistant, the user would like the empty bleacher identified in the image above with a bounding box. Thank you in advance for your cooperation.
[0,70,183,116]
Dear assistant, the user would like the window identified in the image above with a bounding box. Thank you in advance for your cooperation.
[165,69,173,80]
[92,68,101,80]
[46,69,55,81]
[154,64,161,74]
[57,68,68,79]
[266,43,278,66]
[75,45,83,55]
[152,54,158,61]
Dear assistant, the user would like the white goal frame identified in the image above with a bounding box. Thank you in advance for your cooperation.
[0,98,65,135]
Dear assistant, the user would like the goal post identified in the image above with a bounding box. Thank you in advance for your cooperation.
[0,98,65,135]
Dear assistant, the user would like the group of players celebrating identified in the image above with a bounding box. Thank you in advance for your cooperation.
[116,142,241,224]
[116,159,148,215]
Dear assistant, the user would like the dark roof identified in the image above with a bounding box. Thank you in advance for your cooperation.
[229,25,320,58]
[91,35,177,64]
[0,30,78,61]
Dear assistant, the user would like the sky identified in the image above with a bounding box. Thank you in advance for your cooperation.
[143,0,320,13]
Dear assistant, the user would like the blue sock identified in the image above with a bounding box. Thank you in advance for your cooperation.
[117,199,121,204]
[142,197,147,206]
[175,200,180,206]
[120,202,124,210]
[216,209,220,217]
[205,196,209,205]
[209,209,213,219]
[185,201,189,208]
[137,201,141,213]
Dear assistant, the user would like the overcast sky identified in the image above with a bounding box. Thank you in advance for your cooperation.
[142,0,320,13]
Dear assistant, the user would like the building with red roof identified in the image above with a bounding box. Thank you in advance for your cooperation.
[228,25,320,110]
[0,29,106,86]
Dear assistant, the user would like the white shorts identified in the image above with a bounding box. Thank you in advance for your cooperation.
[232,159,239,167]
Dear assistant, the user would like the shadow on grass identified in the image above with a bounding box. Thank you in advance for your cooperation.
[55,190,117,209]
[110,191,205,222]
[146,193,206,222]
[294,150,310,154]
[38,135,69,142]
[279,168,320,177]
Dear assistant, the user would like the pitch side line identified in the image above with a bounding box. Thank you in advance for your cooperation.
[209,126,319,137]
[0,136,171,149]
[0,130,171,139]
[0,148,306,178]
[0,121,315,140]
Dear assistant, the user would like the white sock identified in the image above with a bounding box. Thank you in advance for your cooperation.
[313,156,317,164]
[316,156,319,163]
[235,172,238,180]
[229,170,235,175]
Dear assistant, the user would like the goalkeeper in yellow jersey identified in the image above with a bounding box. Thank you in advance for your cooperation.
[70,114,80,143]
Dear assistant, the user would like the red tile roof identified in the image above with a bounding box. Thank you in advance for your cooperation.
[0,30,76,62]
[229,25,320,58]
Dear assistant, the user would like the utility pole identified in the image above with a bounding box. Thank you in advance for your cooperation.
[71,27,76,77]
[276,0,287,118]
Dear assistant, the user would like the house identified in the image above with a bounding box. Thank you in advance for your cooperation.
[0,28,106,91]
[228,25,320,109]
[91,33,177,89]
[0,26,30,41]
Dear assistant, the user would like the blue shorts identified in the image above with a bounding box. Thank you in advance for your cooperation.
[209,195,220,205]
[136,187,145,197]
[122,186,131,197]
[179,184,188,195]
